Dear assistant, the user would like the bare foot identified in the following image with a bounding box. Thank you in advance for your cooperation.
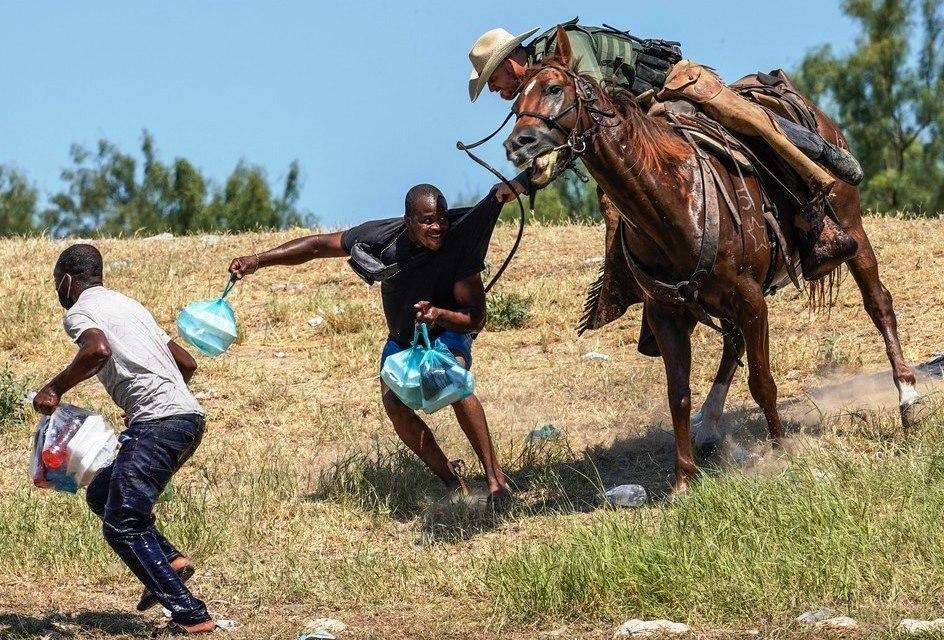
[180,620,217,634]
[488,485,512,510]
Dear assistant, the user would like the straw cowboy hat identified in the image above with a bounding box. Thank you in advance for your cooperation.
[468,26,540,102]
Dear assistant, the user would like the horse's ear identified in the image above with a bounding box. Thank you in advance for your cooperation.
[553,26,573,67]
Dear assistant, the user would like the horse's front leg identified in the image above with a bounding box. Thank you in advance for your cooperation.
[646,303,699,494]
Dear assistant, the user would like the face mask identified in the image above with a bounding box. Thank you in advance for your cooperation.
[56,273,74,310]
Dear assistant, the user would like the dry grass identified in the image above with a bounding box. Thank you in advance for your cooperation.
[0,218,943,639]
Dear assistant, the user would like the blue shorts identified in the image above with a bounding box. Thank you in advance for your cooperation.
[380,330,474,373]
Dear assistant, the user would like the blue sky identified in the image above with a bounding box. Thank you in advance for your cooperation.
[1,1,857,228]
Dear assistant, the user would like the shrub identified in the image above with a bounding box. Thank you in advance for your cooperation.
[0,367,30,433]
[486,291,532,331]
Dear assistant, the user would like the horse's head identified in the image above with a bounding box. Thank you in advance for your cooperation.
[504,27,590,187]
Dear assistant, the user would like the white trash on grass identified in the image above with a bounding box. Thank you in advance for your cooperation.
[614,619,690,637]
[796,608,836,624]
[899,619,944,634]
[582,351,611,362]
[525,424,562,443]
[300,618,348,640]
[602,484,648,508]
[144,232,174,241]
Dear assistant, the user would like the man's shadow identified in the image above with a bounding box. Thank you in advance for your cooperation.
[0,610,150,638]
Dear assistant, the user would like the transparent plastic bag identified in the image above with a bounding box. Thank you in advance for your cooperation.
[418,340,475,414]
[177,277,238,357]
[29,403,118,493]
[380,324,475,414]
[380,325,427,410]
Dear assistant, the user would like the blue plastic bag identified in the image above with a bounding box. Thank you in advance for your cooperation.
[381,324,475,414]
[177,278,238,357]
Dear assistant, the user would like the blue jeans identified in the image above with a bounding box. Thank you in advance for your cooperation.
[380,330,474,372]
[86,413,210,626]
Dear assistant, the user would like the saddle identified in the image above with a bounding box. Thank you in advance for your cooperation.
[578,69,816,337]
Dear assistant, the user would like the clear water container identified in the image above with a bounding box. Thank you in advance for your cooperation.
[30,403,118,493]
[602,484,649,508]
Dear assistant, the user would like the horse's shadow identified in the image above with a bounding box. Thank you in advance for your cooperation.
[0,610,149,638]
[309,400,820,544]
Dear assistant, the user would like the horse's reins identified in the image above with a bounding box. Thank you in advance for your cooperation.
[456,114,532,294]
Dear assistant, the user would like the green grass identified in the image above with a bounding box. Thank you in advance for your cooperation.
[487,408,944,627]
[0,367,31,432]
[486,291,533,331]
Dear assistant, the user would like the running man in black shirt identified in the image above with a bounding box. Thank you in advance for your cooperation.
[229,179,525,505]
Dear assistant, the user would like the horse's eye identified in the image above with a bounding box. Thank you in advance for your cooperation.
[547,85,563,96]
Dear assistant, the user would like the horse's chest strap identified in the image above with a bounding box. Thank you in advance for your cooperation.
[619,154,725,333]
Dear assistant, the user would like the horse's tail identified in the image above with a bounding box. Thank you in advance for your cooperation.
[806,266,843,313]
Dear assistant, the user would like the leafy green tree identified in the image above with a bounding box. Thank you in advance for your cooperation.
[796,0,944,213]
[0,166,38,235]
[42,130,313,235]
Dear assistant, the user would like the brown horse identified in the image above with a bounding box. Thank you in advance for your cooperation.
[504,28,921,493]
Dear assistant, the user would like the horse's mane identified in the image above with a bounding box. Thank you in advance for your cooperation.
[601,87,692,176]
[522,62,691,177]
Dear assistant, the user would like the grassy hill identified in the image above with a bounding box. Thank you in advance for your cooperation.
[1,218,943,639]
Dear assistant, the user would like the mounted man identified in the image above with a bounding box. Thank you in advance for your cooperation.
[467,20,864,348]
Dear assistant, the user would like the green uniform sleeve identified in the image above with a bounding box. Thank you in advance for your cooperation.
[568,31,604,83]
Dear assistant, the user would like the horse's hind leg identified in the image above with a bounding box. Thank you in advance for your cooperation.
[737,286,784,443]
[845,223,922,425]
[646,304,699,494]
[693,322,745,449]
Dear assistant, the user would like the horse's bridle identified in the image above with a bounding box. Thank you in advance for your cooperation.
[513,65,616,158]
[452,66,615,293]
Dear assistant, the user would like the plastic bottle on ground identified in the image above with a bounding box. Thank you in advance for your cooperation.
[603,484,648,507]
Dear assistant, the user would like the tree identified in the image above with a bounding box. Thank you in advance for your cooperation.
[0,167,38,235]
[42,130,313,235]
[796,0,944,214]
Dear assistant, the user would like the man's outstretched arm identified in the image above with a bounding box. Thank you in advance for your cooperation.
[33,329,112,415]
[229,232,347,279]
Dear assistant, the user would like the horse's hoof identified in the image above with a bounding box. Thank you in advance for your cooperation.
[901,397,931,429]
[694,438,721,459]
[692,413,724,453]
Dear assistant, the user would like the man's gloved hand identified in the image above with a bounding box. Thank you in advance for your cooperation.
[228,255,260,280]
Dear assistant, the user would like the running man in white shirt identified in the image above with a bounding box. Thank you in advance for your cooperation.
[33,244,217,636]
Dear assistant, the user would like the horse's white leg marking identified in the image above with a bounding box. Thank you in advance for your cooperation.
[692,382,730,447]
[897,380,920,408]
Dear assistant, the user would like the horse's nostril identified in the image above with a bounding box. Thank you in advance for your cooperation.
[516,135,537,148]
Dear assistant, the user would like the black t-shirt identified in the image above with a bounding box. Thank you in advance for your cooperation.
[340,190,504,344]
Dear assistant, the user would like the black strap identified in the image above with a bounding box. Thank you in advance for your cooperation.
[456,115,531,294]
[618,153,726,333]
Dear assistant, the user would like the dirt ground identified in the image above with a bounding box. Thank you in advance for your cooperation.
[1,216,942,639]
